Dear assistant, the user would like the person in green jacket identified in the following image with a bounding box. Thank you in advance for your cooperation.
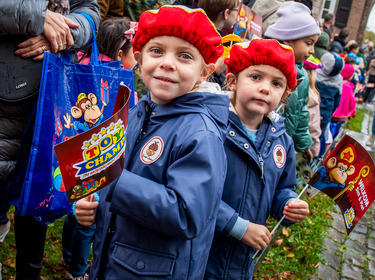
[264,1,320,159]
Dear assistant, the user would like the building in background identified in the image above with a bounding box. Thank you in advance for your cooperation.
[313,0,375,44]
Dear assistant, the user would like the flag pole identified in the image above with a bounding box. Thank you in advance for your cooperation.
[252,183,310,260]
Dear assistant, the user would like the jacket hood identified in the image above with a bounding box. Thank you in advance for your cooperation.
[316,52,344,89]
[142,82,230,138]
[316,32,330,49]
[314,32,329,60]
[334,36,346,46]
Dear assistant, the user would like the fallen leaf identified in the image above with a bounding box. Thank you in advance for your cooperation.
[274,239,284,248]
[265,276,277,280]
[267,267,276,273]
[265,257,273,264]
[279,271,293,279]
[282,228,290,237]
[43,252,49,264]
[3,257,16,268]
[286,253,295,258]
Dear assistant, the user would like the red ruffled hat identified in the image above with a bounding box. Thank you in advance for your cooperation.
[132,6,223,64]
[225,39,297,89]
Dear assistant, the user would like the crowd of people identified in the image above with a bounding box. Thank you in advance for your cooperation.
[0,0,374,280]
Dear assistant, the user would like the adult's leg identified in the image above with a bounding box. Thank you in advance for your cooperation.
[15,215,47,280]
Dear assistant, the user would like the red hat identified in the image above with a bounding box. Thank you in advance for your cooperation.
[225,39,297,89]
[132,6,223,64]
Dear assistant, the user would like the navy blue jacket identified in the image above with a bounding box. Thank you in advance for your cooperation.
[90,84,229,279]
[205,109,298,280]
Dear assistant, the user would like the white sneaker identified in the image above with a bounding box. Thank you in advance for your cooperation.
[0,221,10,243]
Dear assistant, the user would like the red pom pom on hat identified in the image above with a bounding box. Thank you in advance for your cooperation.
[225,39,297,89]
[132,6,223,64]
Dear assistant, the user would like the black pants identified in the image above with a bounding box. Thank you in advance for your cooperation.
[15,215,47,280]
[363,75,375,103]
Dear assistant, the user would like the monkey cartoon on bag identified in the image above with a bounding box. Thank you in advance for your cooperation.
[64,92,107,133]
[309,144,356,192]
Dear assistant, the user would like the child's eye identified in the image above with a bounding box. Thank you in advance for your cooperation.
[180,53,193,60]
[250,74,260,80]
[272,81,283,88]
[150,48,162,54]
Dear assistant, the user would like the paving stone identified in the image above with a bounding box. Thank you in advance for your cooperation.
[343,250,366,267]
[318,263,340,280]
[322,249,341,268]
[332,212,347,233]
[348,232,366,244]
[341,263,363,280]
[327,227,346,244]
[370,260,375,276]
[368,249,375,261]
[352,223,368,235]
[369,239,375,251]
[345,239,367,254]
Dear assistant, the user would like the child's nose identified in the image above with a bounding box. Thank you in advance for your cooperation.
[259,81,271,94]
[160,54,176,70]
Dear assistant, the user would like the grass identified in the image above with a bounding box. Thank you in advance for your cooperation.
[0,207,67,280]
[346,108,365,132]
[253,192,336,280]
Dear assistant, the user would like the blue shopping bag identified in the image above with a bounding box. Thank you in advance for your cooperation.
[10,13,135,220]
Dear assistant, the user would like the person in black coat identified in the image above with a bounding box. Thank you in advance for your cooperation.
[0,1,99,279]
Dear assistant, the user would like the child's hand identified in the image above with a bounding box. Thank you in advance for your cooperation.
[283,199,309,223]
[75,195,99,226]
[241,222,271,250]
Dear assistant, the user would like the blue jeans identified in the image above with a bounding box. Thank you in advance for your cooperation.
[62,213,96,277]
[372,111,375,135]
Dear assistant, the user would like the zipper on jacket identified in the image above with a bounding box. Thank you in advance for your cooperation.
[257,153,264,179]
[137,102,151,142]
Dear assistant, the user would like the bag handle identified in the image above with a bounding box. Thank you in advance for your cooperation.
[77,12,100,65]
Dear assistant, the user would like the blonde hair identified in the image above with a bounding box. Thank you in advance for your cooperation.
[305,69,320,102]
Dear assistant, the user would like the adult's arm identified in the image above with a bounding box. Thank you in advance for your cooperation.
[0,0,48,35]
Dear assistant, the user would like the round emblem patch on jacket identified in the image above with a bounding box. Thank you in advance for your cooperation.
[140,136,164,164]
[273,145,286,168]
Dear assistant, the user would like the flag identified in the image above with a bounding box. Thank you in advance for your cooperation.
[308,134,375,234]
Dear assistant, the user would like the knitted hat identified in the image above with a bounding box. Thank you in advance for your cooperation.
[225,39,297,89]
[320,52,345,77]
[341,64,355,80]
[264,2,321,40]
[132,6,223,64]
[303,55,322,70]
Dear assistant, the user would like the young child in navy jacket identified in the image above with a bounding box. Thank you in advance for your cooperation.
[205,39,310,280]
[75,6,230,279]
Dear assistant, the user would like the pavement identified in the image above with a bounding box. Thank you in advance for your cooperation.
[316,103,375,280]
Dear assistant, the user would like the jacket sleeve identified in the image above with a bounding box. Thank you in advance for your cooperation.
[108,130,227,239]
[270,142,298,226]
[0,0,48,35]
[67,0,100,49]
[290,76,313,152]
[215,200,238,236]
